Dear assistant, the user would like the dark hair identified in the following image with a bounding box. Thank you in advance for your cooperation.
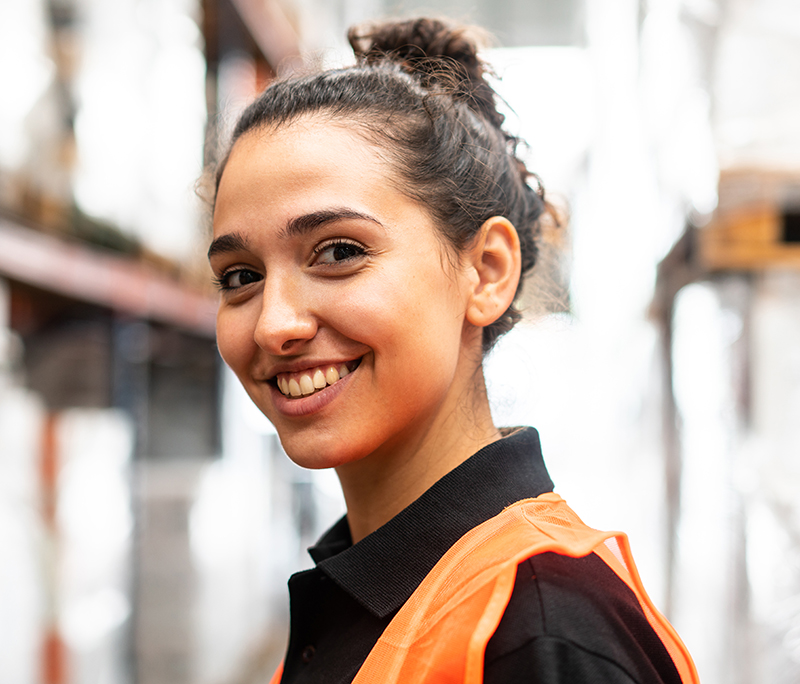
[216,17,551,353]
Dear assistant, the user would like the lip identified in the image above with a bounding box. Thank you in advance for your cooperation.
[270,361,358,417]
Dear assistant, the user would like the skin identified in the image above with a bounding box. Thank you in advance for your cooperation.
[211,116,521,542]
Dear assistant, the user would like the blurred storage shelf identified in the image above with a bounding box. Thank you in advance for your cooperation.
[698,170,800,273]
[0,216,216,336]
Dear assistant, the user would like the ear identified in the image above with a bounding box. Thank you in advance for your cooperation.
[465,216,522,328]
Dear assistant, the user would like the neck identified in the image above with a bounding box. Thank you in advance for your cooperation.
[335,369,500,543]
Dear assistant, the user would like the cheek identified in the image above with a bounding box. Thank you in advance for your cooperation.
[215,309,257,373]
[332,269,466,367]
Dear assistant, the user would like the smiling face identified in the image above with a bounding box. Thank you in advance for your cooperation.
[211,117,486,470]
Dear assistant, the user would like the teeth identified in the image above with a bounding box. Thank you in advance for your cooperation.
[276,362,354,397]
[299,375,315,395]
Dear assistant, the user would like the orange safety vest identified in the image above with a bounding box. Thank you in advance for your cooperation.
[270,493,699,684]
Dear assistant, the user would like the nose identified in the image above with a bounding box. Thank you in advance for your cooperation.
[253,278,317,355]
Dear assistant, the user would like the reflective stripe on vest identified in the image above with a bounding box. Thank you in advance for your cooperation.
[270,493,699,684]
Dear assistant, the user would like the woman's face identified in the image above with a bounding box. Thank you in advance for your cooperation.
[211,117,481,469]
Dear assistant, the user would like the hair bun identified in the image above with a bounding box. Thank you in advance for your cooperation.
[348,17,504,130]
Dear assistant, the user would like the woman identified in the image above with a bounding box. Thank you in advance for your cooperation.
[208,17,698,684]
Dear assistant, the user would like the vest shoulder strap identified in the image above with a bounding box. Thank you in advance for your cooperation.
[351,492,698,684]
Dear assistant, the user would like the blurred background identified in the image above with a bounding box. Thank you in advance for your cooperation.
[1,0,799,682]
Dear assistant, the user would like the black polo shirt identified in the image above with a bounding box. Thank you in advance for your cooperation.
[280,428,682,683]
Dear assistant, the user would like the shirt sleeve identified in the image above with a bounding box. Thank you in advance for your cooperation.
[483,554,683,684]
[485,636,641,684]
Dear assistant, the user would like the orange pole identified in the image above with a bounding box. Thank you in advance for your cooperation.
[40,413,58,529]
[39,412,67,684]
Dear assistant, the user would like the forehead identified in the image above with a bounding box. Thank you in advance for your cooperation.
[214,118,398,228]
[222,117,389,190]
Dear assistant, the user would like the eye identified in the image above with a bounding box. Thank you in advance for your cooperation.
[215,268,263,291]
[313,239,367,266]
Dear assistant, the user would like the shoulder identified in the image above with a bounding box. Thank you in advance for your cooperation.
[484,552,683,684]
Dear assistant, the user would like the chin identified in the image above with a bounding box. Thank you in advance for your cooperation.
[276,430,366,471]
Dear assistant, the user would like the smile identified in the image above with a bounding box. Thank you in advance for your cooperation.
[274,359,362,398]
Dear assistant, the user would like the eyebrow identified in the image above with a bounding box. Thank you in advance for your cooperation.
[278,208,383,239]
[208,208,384,261]
[207,231,250,260]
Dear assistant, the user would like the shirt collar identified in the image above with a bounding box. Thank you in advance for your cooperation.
[307,427,553,618]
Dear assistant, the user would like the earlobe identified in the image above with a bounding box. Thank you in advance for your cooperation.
[465,216,522,328]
